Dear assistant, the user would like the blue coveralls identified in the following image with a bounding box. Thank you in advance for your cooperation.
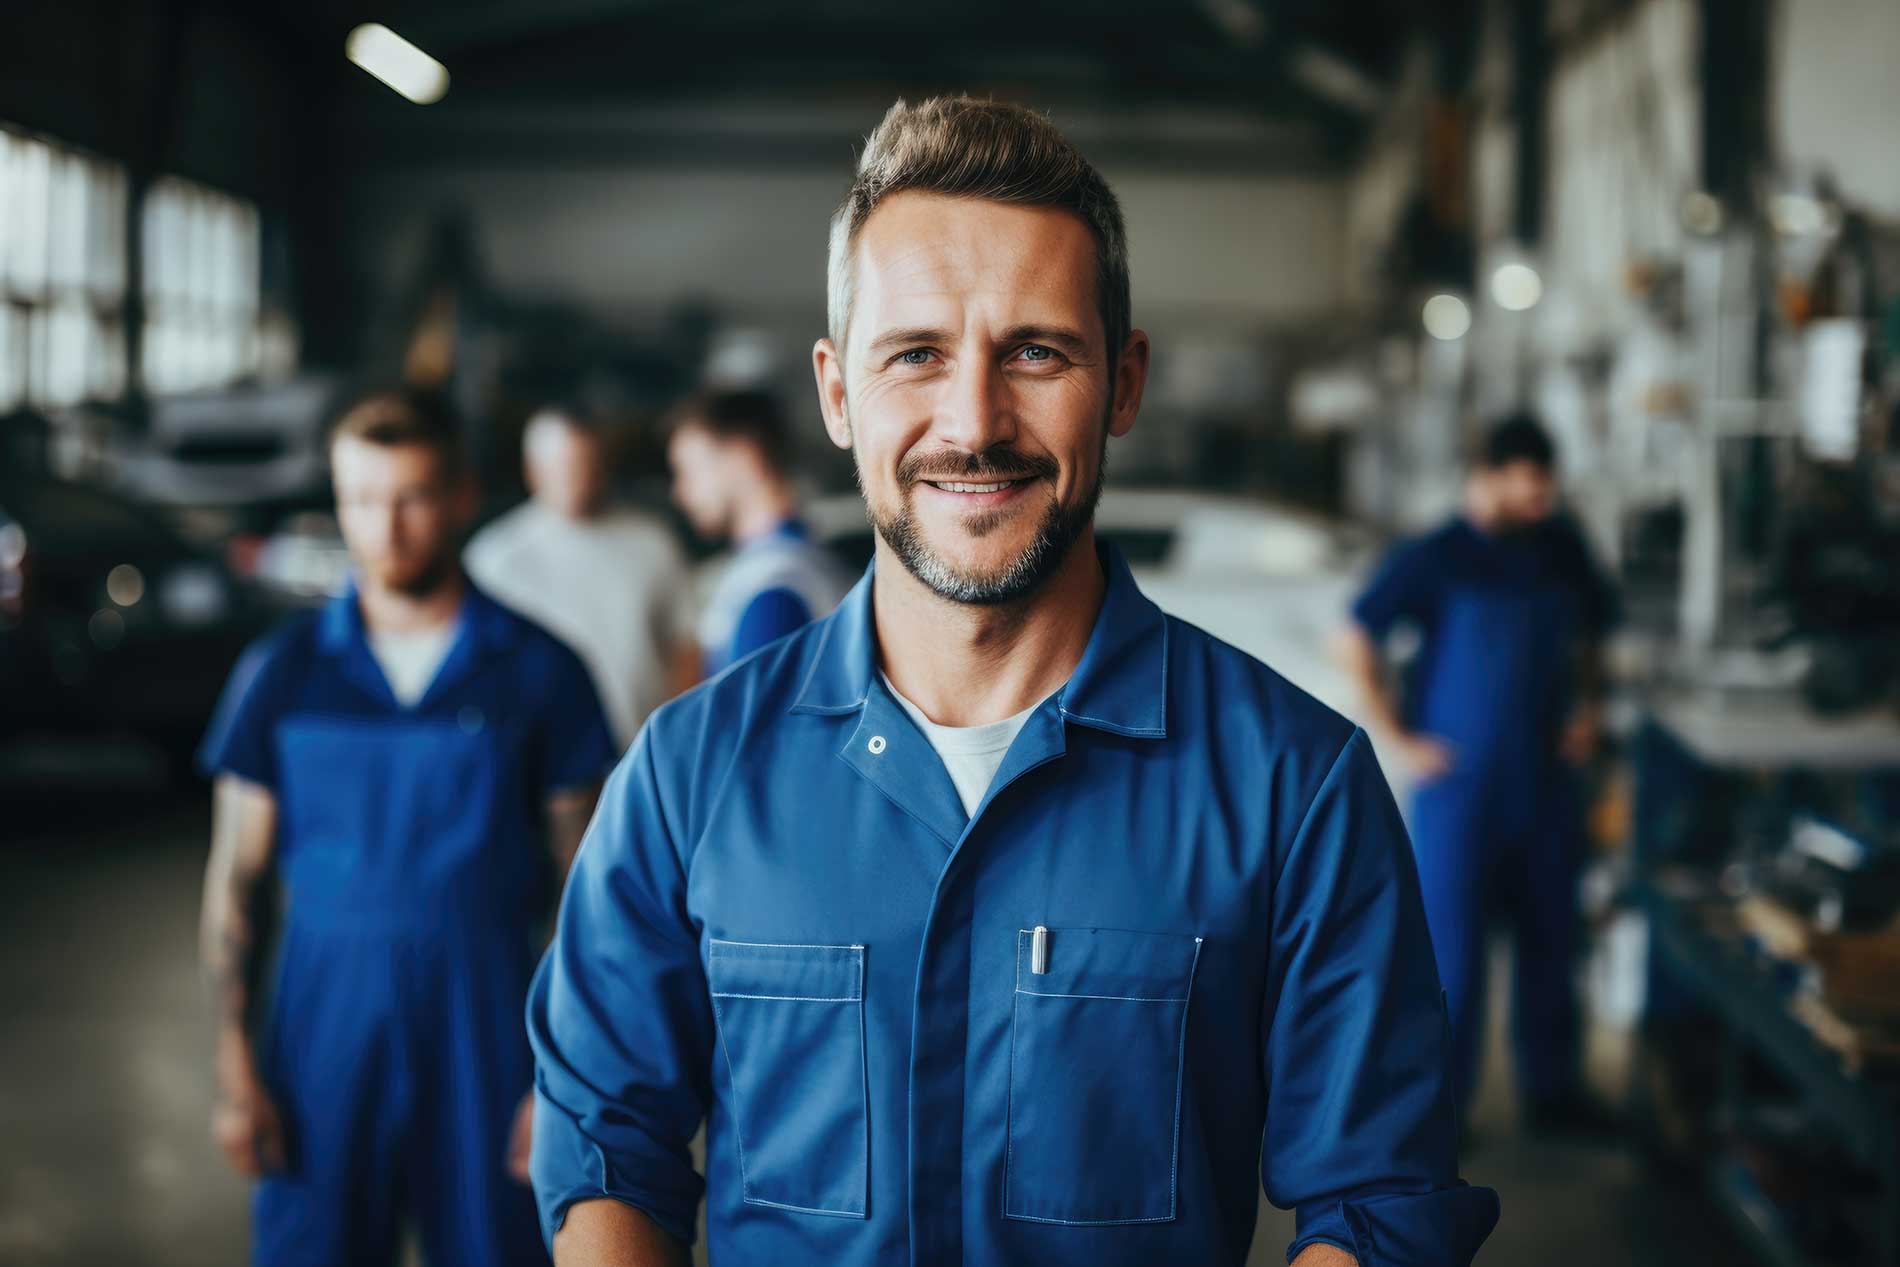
[529,543,1498,1266]
[200,580,615,1267]
[1352,514,1618,1116]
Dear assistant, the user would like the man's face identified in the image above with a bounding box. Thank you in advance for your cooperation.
[813,191,1146,605]
[525,414,607,520]
[332,436,471,596]
[1486,459,1558,530]
[667,424,735,541]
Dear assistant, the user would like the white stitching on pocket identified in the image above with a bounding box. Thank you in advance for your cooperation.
[1004,928,1203,1225]
[707,940,868,1218]
[1014,989,1188,1003]
[710,992,858,1002]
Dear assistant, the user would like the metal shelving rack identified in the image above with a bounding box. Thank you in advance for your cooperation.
[1643,886,1900,1267]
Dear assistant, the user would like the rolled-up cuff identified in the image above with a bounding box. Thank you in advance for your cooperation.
[529,1087,704,1251]
[1289,1184,1499,1266]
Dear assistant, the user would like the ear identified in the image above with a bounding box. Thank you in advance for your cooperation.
[1107,329,1150,439]
[812,338,853,450]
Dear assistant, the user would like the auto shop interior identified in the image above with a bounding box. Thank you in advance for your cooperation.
[4,2,1900,1265]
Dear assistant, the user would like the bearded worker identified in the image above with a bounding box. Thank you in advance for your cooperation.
[200,389,614,1266]
[527,97,1499,1267]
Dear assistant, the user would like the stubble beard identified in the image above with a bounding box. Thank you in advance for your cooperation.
[862,434,1107,607]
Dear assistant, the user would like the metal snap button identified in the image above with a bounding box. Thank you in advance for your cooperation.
[867,735,886,754]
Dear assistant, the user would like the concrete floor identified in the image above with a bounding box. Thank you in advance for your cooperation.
[1,782,1744,1266]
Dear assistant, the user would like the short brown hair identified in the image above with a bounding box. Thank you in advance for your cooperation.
[826,96,1131,361]
[666,388,790,473]
[329,388,464,474]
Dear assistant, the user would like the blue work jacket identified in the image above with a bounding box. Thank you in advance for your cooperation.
[528,543,1498,1266]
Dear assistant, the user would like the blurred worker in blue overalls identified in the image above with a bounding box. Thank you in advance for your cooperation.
[1339,414,1619,1133]
[197,388,615,1266]
[665,389,852,679]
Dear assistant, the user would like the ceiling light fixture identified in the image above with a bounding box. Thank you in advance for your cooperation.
[1422,294,1471,341]
[345,23,449,105]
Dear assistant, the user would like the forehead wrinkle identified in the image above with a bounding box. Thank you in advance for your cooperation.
[853,200,1101,351]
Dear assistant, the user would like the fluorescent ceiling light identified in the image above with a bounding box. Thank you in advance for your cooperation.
[1770,192,1827,237]
[1490,263,1542,312]
[346,23,449,105]
[1422,293,1471,341]
[1681,190,1724,236]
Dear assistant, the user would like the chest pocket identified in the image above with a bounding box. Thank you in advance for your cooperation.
[707,940,868,1218]
[1006,927,1203,1225]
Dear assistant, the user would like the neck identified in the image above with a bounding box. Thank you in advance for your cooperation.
[357,568,465,636]
[532,491,603,522]
[873,528,1105,727]
[732,480,797,544]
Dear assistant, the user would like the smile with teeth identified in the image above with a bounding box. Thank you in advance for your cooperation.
[926,478,1031,493]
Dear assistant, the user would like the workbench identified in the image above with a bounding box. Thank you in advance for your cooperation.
[1642,886,1900,1266]
[1646,692,1900,772]
[1634,695,1900,1265]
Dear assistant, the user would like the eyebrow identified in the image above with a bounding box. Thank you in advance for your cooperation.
[864,326,954,358]
[862,323,1096,359]
[1000,324,1094,358]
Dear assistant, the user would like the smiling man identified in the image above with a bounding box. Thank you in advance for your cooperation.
[527,98,1498,1267]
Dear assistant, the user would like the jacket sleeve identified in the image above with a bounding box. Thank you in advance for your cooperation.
[1261,728,1499,1265]
[526,720,714,1248]
[1350,535,1442,641]
[197,636,286,788]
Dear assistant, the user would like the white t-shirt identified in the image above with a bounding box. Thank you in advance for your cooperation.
[881,673,1053,817]
[465,501,692,750]
[368,622,460,707]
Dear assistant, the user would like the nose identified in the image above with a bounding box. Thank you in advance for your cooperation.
[931,353,1016,456]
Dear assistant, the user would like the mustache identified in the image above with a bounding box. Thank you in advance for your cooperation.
[897,448,1059,487]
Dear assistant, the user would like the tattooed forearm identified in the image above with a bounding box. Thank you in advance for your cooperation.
[200,774,289,1177]
[200,775,279,1038]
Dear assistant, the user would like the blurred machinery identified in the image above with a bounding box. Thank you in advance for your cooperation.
[1632,726,1900,1267]
[1616,170,1900,1267]
[0,467,279,774]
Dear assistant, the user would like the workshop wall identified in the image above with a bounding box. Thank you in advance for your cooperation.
[338,151,1348,332]
[1772,0,1900,219]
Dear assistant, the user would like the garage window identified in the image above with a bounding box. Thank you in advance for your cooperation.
[139,175,263,395]
[0,127,130,410]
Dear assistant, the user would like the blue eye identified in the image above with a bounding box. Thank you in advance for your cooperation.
[899,349,932,365]
[1020,345,1054,361]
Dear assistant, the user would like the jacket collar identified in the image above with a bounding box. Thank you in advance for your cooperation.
[317,573,521,707]
[319,574,517,651]
[790,538,1168,739]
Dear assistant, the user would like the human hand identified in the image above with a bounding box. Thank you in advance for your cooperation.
[1396,732,1456,781]
[212,1063,287,1178]
[1559,707,1601,767]
[507,1091,534,1185]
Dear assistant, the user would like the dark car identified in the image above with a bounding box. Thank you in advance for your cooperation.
[0,475,277,774]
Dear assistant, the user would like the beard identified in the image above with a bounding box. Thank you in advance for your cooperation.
[864,436,1106,607]
[373,549,459,599]
[1492,505,1555,537]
